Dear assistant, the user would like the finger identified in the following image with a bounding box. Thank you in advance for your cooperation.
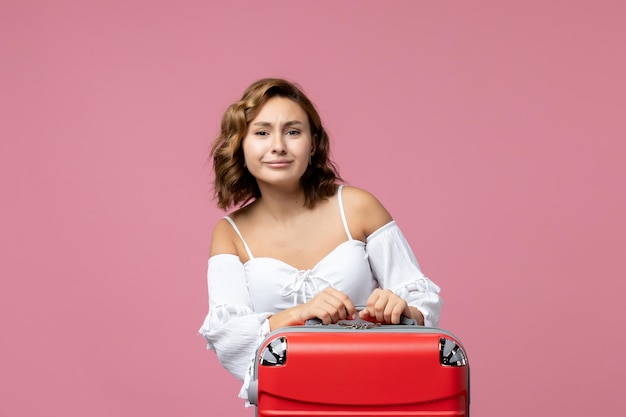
[302,292,340,324]
[315,306,336,325]
[344,297,357,319]
[341,297,357,320]
[322,288,356,320]
[382,294,398,323]
[385,291,408,324]
[315,299,344,324]
[362,288,381,319]
[386,302,404,324]
[328,298,354,322]
[394,304,405,324]
[358,308,371,320]
[374,291,390,323]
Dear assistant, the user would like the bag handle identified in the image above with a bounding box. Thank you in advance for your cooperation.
[305,306,417,326]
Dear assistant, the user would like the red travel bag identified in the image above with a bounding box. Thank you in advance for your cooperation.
[248,317,470,416]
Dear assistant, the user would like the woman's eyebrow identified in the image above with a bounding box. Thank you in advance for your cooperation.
[284,120,304,127]
[251,120,305,127]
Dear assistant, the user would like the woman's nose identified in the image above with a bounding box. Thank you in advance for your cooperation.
[271,134,286,154]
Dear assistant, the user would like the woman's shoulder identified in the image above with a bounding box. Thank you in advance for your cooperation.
[209,217,239,257]
[340,185,393,238]
[209,201,259,258]
[340,185,380,206]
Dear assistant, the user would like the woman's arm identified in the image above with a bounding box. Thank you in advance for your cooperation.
[341,186,443,326]
[198,254,271,380]
[364,221,443,326]
[199,219,270,386]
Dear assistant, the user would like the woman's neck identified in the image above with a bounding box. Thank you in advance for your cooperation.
[255,184,308,223]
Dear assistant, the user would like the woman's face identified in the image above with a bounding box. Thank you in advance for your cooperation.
[242,96,313,190]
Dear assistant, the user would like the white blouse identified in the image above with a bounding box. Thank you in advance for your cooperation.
[198,216,443,402]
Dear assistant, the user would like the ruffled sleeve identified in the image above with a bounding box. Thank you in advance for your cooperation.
[198,254,271,401]
[366,221,443,327]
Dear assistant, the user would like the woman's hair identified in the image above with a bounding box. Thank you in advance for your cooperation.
[211,78,342,210]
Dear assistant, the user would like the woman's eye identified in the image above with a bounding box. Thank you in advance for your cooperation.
[286,130,300,136]
[255,131,269,136]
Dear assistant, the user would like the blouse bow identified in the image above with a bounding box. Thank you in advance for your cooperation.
[280,269,332,305]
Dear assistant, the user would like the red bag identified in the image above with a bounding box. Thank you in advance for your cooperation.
[248,317,470,417]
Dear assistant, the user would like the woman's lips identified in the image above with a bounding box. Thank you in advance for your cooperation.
[264,160,292,168]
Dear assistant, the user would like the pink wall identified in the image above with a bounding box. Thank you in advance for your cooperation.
[1,1,625,416]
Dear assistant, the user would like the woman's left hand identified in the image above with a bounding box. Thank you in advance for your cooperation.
[359,288,412,324]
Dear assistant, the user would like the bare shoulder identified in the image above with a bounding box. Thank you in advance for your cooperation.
[209,217,239,257]
[340,185,393,239]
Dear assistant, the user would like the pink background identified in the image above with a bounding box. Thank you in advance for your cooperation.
[1,1,625,416]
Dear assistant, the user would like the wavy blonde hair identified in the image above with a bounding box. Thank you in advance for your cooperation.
[211,78,342,210]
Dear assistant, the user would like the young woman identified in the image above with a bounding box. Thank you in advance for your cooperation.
[199,78,442,401]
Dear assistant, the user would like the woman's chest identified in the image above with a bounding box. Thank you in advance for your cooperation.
[245,241,378,312]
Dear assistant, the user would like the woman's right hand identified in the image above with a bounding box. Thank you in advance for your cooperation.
[269,287,356,330]
[297,287,357,325]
